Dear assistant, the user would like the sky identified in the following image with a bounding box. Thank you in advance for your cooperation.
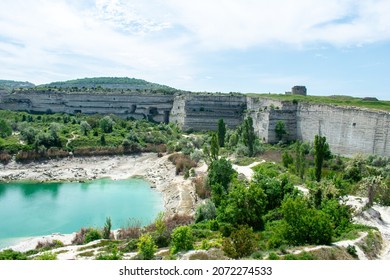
[0,0,389,100]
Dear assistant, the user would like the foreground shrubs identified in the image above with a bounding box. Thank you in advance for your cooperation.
[0,249,28,260]
[168,153,196,175]
[137,233,157,260]
[170,226,194,254]
[222,225,258,259]
[72,228,102,245]
[267,196,333,248]
[35,239,64,251]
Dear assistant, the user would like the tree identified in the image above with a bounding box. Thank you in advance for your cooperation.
[100,134,106,145]
[295,141,306,179]
[207,158,237,193]
[49,122,62,147]
[279,196,333,245]
[170,226,194,254]
[99,116,115,133]
[314,135,329,182]
[217,119,226,147]
[241,117,255,157]
[0,119,12,138]
[137,233,157,260]
[275,120,287,141]
[210,133,219,161]
[282,151,293,168]
[255,176,296,212]
[20,127,37,144]
[218,180,267,230]
[80,121,91,136]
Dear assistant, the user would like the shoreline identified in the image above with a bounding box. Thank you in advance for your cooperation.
[0,153,199,252]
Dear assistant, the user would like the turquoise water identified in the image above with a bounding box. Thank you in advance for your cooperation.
[0,178,164,249]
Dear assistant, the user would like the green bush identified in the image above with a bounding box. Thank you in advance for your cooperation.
[222,225,258,259]
[208,158,237,193]
[137,233,157,260]
[170,226,194,254]
[267,252,280,260]
[284,197,333,245]
[195,199,217,222]
[0,249,28,260]
[36,252,57,260]
[217,180,267,230]
[84,228,102,244]
[103,217,112,239]
[96,247,123,260]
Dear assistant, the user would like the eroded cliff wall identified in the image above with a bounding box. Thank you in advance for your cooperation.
[297,103,390,157]
[1,90,389,157]
[170,94,246,131]
[0,91,174,123]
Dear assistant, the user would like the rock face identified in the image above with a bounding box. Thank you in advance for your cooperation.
[0,90,174,123]
[1,90,389,157]
[170,94,247,131]
[296,103,390,157]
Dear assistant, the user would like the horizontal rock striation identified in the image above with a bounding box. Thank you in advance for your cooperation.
[170,94,247,131]
[1,89,389,157]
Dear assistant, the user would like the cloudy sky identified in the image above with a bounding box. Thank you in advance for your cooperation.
[0,0,389,99]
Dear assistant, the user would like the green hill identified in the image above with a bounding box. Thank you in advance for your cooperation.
[0,80,35,92]
[41,77,176,91]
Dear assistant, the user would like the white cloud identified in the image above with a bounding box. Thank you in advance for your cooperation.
[0,0,191,84]
[161,0,390,49]
[0,0,389,97]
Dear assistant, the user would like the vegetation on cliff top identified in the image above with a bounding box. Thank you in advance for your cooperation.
[249,93,390,112]
[40,77,177,91]
[0,80,35,92]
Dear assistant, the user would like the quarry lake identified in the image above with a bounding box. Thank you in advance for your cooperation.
[0,178,164,249]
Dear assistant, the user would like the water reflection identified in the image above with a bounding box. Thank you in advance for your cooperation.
[0,179,163,248]
[0,182,60,199]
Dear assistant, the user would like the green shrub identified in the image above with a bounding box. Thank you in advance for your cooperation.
[84,228,102,244]
[195,199,217,222]
[36,239,64,251]
[283,254,298,260]
[208,158,237,193]
[217,180,267,230]
[170,226,194,254]
[222,225,258,259]
[347,245,358,258]
[36,252,57,260]
[96,247,122,260]
[137,233,157,260]
[251,251,263,260]
[103,217,112,239]
[267,252,280,260]
[0,249,28,260]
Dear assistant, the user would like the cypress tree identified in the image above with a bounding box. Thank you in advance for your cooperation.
[217,119,226,147]
[314,135,328,182]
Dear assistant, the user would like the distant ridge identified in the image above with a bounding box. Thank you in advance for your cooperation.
[40,77,176,91]
[0,80,35,92]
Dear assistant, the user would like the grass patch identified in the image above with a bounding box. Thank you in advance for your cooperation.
[233,157,257,166]
[77,251,95,257]
[333,224,376,242]
[357,230,383,259]
[247,93,390,112]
